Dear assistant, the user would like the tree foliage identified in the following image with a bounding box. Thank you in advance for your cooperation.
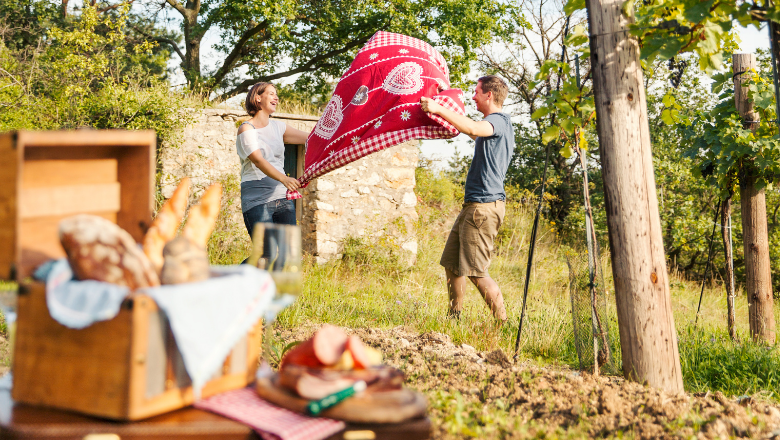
[476,0,593,225]
[685,60,780,195]
[146,0,510,97]
[0,4,192,145]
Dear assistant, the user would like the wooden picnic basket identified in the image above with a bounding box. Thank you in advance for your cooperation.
[0,130,263,420]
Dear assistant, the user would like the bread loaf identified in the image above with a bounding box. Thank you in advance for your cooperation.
[143,178,191,272]
[182,183,222,248]
[159,236,210,285]
[59,214,160,289]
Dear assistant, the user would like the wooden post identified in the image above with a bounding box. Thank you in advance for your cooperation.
[768,18,780,129]
[585,0,683,392]
[721,197,737,341]
[733,53,776,344]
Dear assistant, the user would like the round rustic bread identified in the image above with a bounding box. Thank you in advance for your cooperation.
[59,214,160,289]
[159,236,210,285]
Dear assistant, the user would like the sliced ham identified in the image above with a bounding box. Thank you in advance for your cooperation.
[278,369,356,400]
[281,324,349,368]
[278,364,404,399]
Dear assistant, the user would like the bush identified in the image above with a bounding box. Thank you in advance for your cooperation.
[415,157,462,208]
[0,4,193,145]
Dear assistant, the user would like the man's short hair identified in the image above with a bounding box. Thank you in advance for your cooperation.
[245,82,274,116]
[478,75,508,106]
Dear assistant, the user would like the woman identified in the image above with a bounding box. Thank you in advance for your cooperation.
[236,82,310,237]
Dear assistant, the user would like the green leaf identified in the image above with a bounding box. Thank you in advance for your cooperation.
[564,0,586,15]
[542,125,560,144]
[754,90,775,110]
[684,0,715,24]
[560,142,574,158]
[560,118,575,133]
[661,109,675,125]
[579,99,595,115]
[658,39,688,61]
[621,0,634,19]
[662,92,675,107]
[640,37,665,61]
[531,107,551,121]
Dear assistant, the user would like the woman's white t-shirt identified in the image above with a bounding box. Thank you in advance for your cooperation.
[236,119,287,182]
[236,119,288,212]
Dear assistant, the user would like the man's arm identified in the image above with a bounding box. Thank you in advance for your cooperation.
[420,97,493,140]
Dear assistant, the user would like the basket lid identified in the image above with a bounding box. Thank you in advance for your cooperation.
[0,130,156,281]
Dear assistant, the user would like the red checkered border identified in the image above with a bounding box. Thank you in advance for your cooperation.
[287,93,466,200]
[357,31,449,77]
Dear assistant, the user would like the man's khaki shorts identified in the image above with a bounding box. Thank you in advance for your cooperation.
[440,200,505,277]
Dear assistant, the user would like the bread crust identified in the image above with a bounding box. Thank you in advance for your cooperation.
[182,183,222,248]
[159,236,210,285]
[60,214,160,289]
[143,178,191,272]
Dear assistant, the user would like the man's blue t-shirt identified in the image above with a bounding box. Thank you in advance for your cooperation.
[464,112,514,203]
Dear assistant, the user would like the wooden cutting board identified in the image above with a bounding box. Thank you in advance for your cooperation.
[255,376,427,423]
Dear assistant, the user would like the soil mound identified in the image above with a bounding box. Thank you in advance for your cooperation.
[280,325,780,439]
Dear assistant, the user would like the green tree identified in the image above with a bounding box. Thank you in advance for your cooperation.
[476,0,593,226]
[0,4,192,145]
[146,0,511,96]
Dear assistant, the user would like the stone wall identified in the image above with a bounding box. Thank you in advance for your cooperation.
[160,108,418,264]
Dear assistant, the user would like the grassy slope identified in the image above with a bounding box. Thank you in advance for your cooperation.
[272,167,780,401]
[0,166,779,400]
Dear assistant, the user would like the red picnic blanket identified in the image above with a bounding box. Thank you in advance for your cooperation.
[287,31,466,200]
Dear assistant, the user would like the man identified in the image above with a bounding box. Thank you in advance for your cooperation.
[420,75,514,322]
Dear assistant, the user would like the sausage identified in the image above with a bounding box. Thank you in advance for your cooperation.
[346,335,372,369]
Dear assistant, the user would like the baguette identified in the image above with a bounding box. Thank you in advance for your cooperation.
[182,183,222,248]
[143,178,191,272]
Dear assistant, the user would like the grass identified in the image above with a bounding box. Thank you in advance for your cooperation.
[0,163,777,403]
[206,173,252,265]
[271,164,780,401]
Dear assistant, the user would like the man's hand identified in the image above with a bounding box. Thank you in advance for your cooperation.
[420,95,494,139]
[281,176,301,192]
[420,97,444,115]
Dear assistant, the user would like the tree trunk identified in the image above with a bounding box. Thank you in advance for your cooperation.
[733,53,776,344]
[183,13,202,88]
[585,0,683,392]
[721,197,737,341]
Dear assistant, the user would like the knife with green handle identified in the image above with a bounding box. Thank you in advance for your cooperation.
[306,381,367,416]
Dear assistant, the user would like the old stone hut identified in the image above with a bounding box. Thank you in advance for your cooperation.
[160,108,419,263]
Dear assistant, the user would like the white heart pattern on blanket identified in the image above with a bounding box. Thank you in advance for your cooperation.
[382,62,423,95]
[314,95,344,139]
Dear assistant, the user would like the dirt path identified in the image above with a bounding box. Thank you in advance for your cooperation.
[279,324,780,439]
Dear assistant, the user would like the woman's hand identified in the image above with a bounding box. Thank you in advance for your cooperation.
[281,176,301,192]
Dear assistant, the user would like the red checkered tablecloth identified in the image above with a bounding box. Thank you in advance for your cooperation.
[194,387,345,440]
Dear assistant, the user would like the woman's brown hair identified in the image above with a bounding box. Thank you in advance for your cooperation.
[245,82,274,116]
